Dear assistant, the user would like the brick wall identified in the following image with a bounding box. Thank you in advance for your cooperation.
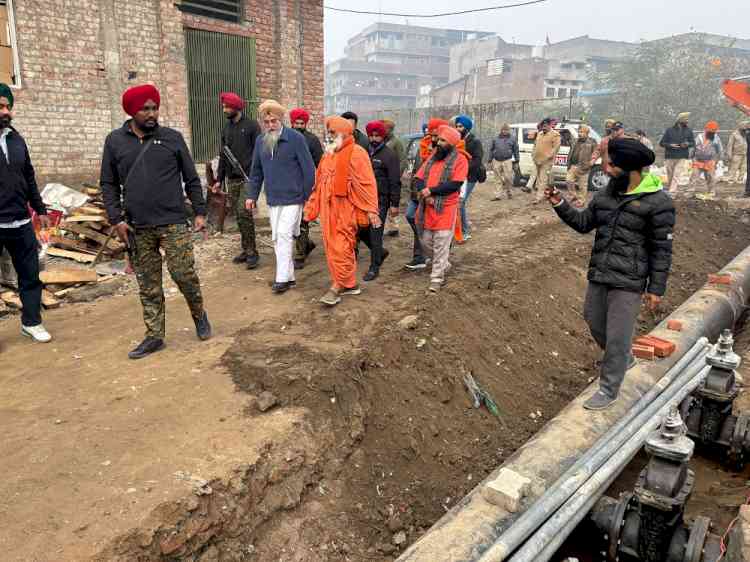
[9,0,324,185]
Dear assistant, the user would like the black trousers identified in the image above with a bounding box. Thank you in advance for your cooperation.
[358,194,389,268]
[746,145,750,195]
[0,223,42,326]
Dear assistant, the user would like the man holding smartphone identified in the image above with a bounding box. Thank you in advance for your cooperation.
[546,138,675,410]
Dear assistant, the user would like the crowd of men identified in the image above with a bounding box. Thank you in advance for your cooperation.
[5,80,750,411]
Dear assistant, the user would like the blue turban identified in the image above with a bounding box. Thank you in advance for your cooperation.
[455,115,473,131]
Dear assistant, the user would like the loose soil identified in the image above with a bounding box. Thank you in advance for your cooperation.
[2,182,750,562]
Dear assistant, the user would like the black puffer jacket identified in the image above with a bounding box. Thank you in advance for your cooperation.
[464,132,485,183]
[554,178,675,296]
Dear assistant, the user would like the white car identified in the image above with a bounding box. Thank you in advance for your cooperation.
[507,121,609,192]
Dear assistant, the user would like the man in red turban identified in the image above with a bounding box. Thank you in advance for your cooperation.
[101,84,211,359]
[289,107,323,269]
[414,125,468,293]
[213,91,261,269]
[304,116,379,306]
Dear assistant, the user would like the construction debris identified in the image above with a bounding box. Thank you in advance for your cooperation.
[39,269,98,285]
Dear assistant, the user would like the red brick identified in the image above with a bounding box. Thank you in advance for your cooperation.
[708,273,733,285]
[667,319,684,332]
[634,335,676,358]
[633,344,656,361]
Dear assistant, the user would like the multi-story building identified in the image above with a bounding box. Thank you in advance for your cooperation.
[325,22,492,115]
[3,0,324,184]
[433,34,638,106]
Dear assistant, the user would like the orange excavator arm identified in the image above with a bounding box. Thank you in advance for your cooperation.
[722,79,750,115]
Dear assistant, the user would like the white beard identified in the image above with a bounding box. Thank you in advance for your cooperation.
[263,130,281,154]
[325,134,344,154]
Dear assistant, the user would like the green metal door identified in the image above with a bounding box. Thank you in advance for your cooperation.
[184,28,258,162]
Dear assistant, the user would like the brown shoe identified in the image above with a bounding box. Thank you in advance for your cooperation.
[320,289,342,306]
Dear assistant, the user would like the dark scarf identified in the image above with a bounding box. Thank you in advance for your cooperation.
[417,148,458,230]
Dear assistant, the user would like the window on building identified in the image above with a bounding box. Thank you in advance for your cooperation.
[546,87,556,98]
[570,89,579,97]
[0,0,19,86]
[178,0,243,23]
[557,88,568,98]
[184,28,257,161]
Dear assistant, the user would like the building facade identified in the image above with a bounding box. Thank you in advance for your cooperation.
[435,34,638,106]
[4,0,324,184]
[325,22,492,115]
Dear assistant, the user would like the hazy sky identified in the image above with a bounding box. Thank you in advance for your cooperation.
[324,0,750,62]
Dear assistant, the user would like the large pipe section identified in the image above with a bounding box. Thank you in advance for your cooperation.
[397,245,750,562]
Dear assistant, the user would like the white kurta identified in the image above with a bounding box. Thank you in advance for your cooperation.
[269,204,303,283]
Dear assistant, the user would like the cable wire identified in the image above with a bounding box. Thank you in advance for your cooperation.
[324,0,548,18]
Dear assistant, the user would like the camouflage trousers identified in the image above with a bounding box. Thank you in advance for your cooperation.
[133,223,204,339]
[227,178,257,256]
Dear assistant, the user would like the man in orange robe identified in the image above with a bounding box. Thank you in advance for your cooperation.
[304,116,380,306]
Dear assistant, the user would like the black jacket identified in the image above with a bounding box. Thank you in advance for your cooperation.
[353,129,369,151]
[554,182,675,296]
[101,121,206,227]
[217,114,261,182]
[659,124,695,160]
[464,132,485,183]
[369,143,401,209]
[0,127,46,223]
[300,128,324,167]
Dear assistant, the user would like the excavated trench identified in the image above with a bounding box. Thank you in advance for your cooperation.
[98,200,750,562]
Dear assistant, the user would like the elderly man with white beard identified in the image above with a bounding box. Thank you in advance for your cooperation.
[245,100,316,294]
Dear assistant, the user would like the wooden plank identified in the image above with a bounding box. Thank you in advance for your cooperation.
[73,205,106,216]
[41,289,61,309]
[47,247,96,264]
[61,222,122,250]
[0,290,21,309]
[83,187,101,196]
[49,235,98,255]
[40,269,98,285]
[64,215,106,223]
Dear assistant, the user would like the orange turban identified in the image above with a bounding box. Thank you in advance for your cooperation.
[325,115,354,136]
[705,120,719,132]
[437,125,461,147]
[122,84,160,116]
[428,118,449,133]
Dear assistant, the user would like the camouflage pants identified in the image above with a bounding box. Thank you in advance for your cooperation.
[227,178,257,256]
[133,224,204,339]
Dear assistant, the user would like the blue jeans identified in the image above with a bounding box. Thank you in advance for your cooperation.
[459,181,476,235]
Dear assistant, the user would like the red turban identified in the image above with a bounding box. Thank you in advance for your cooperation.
[220,92,244,111]
[428,118,449,134]
[437,125,461,147]
[365,120,386,137]
[122,85,160,117]
[290,108,310,124]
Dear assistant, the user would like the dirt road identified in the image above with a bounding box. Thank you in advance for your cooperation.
[2,182,750,561]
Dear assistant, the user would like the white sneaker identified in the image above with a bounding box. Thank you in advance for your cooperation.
[22,324,52,343]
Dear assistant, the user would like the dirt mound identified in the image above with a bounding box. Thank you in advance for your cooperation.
[218,200,750,561]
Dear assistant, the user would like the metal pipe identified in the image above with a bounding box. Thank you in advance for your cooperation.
[478,338,709,561]
[506,362,713,562]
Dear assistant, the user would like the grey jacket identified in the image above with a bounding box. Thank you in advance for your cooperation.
[488,135,519,163]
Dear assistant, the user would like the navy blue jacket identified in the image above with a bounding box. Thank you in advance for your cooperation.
[0,127,46,223]
[246,127,316,206]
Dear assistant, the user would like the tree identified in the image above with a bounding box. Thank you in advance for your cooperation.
[586,35,750,137]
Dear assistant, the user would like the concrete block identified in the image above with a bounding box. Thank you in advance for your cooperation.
[726,505,750,562]
[482,468,531,513]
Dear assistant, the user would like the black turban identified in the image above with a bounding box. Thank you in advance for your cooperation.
[609,137,655,172]
[0,83,13,108]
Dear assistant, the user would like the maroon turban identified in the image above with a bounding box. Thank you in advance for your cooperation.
[122,85,160,117]
[220,92,244,111]
[290,108,310,124]
[366,120,387,137]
